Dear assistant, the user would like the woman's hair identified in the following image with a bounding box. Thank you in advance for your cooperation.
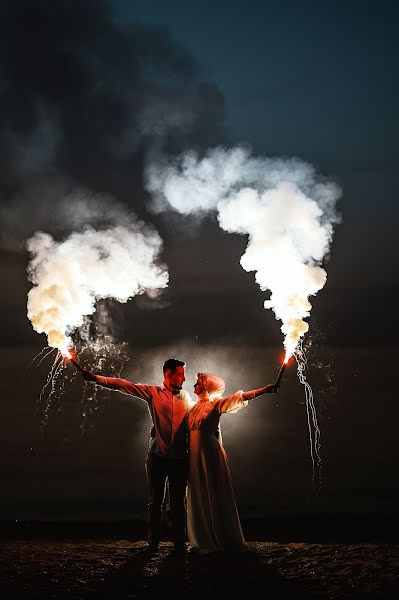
[197,372,225,396]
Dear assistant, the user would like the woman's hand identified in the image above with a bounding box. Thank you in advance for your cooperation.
[80,367,96,382]
[265,383,277,394]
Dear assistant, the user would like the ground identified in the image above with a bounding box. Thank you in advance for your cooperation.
[0,537,398,599]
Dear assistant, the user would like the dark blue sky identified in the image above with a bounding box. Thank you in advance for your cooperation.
[118,0,398,166]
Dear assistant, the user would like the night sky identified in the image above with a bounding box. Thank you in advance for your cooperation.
[0,0,398,523]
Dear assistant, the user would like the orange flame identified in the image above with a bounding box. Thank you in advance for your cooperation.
[60,346,75,361]
[284,351,291,364]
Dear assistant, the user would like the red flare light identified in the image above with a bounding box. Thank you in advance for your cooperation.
[275,352,291,388]
[71,358,86,376]
[63,350,85,375]
[61,347,76,362]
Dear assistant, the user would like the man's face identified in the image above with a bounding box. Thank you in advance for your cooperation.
[165,366,186,393]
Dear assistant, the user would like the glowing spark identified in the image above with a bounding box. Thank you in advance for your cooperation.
[294,340,322,491]
[35,349,65,431]
[274,345,322,492]
[25,346,53,371]
[31,317,129,436]
[37,346,59,366]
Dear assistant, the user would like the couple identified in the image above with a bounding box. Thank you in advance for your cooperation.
[76,357,276,554]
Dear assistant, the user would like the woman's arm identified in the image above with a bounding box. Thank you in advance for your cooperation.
[71,360,96,381]
[241,383,276,401]
[215,385,277,414]
[83,370,97,381]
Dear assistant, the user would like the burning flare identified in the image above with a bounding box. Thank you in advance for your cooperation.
[273,351,291,389]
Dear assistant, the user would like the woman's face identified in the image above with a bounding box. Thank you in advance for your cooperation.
[194,380,206,396]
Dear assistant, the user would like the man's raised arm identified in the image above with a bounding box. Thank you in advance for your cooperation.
[71,361,152,400]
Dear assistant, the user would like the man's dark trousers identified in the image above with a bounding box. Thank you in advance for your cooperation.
[145,453,188,547]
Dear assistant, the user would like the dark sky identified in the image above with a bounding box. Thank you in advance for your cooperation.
[0,0,398,522]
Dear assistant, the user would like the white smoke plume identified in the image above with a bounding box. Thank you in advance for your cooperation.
[145,146,341,357]
[27,219,168,354]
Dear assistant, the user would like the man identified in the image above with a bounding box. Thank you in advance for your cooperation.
[76,358,192,553]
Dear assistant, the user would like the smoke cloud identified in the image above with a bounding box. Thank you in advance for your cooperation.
[27,216,168,352]
[145,146,341,355]
[0,0,229,228]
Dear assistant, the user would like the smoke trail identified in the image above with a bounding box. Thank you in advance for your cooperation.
[145,146,341,355]
[27,217,168,354]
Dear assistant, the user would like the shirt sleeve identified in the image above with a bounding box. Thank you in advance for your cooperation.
[214,391,248,414]
[93,376,154,401]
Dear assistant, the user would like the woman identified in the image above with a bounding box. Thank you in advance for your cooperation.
[187,372,276,554]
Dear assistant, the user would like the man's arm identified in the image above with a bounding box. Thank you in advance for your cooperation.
[73,363,153,400]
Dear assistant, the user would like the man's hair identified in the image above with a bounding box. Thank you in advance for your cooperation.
[162,358,186,374]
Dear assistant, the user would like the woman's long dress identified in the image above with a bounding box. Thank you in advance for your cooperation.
[187,392,249,554]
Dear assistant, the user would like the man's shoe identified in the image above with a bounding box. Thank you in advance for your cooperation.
[145,543,159,554]
[172,543,186,554]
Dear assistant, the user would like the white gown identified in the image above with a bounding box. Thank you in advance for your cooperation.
[187,391,249,554]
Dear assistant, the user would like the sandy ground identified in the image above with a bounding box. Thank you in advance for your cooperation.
[0,537,398,599]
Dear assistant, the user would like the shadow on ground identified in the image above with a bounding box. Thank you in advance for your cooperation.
[90,543,303,599]
[0,539,398,599]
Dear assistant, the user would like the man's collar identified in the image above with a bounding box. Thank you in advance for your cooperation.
[161,382,182,395]
[161,382,174,393]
